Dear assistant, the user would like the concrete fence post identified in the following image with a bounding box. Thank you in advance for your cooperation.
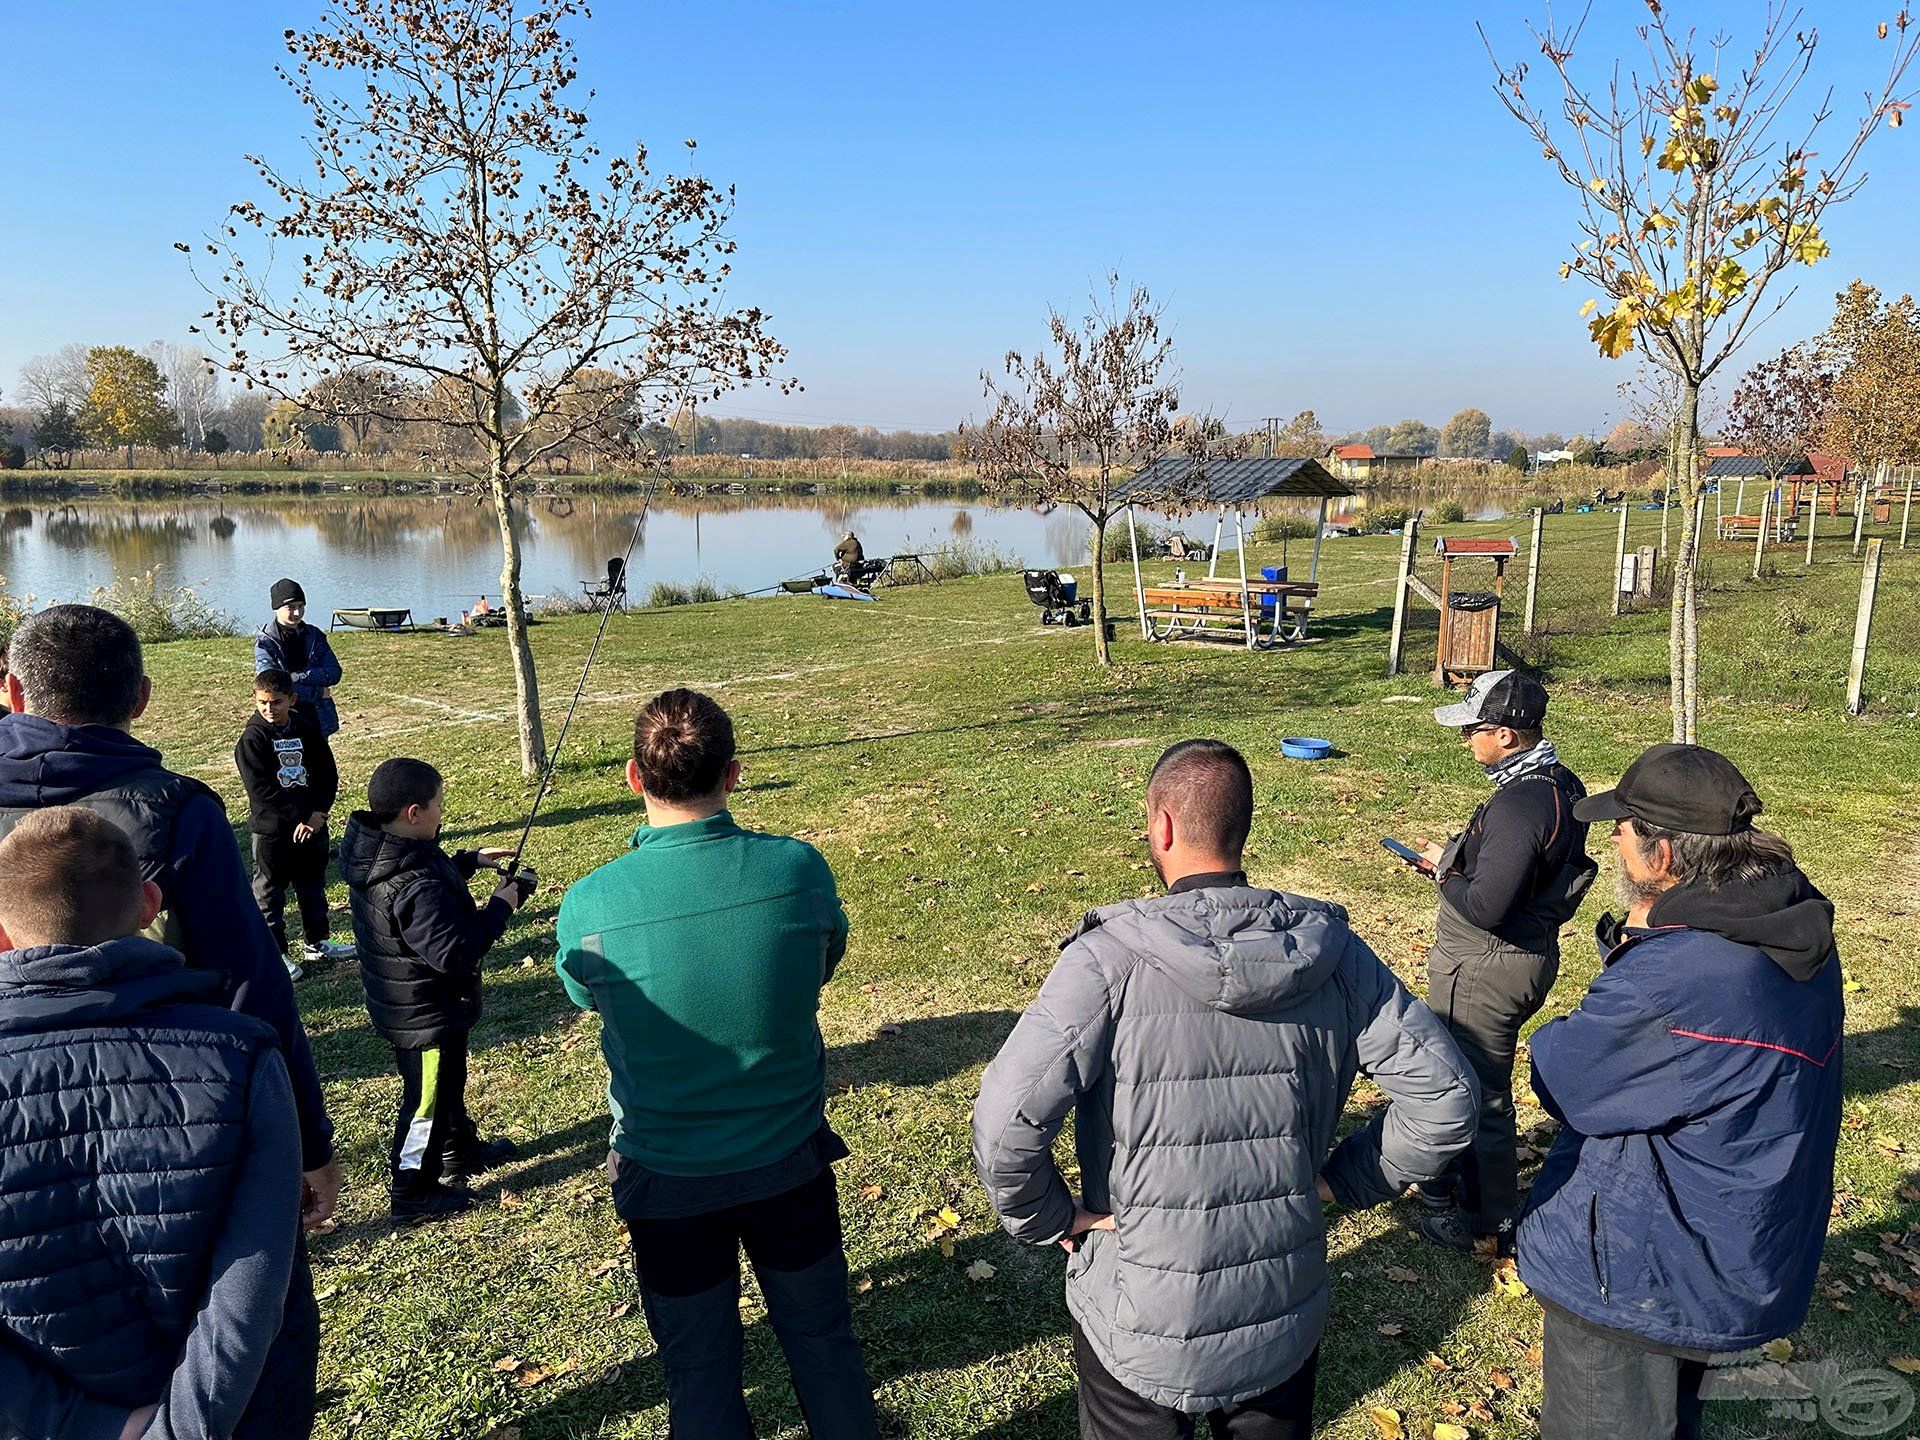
[1612,502,1630,616]
[1805,480,1818,567]
[1847,538,1884,716]
[1903,465,1916,550]
[1524,507,1544,635]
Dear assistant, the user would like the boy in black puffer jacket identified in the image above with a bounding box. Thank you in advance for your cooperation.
[340,757,533,1222]
[0,807,302,1440]
[235,667,354,982]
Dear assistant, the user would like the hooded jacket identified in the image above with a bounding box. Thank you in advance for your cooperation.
[254,622,341,736]
[341,813,512,1048]
[1516,865,1845,1352]
[233,701,339,837]
[1434,759,1596,959]
[0,936,301,1440]
[0,712,333,1169]
[973,880,1479,1413]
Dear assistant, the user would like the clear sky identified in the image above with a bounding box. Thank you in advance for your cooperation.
[1,1,1914,438]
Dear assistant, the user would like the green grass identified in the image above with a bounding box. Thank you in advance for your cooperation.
[137,511,1920,1438]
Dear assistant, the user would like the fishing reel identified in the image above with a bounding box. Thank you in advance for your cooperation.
[491,860,538,906]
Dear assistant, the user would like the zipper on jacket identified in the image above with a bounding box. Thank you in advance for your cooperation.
[1587,1193,1608,1303]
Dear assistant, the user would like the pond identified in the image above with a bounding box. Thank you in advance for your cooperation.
[0,485,1522,628]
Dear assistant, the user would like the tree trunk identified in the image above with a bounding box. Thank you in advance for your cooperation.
[491,452,549,776]
[1087,516,1112,666]
[1668,382,1703,743]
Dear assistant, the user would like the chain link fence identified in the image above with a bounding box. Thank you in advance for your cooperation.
[1388,472,1920,717]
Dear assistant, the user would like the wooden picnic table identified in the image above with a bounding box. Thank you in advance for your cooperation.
[1139,579,1320,649]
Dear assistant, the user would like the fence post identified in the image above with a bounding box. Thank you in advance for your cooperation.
[1903,465,1915,550]
[1612,502,1630,616]
[1853,472,1869,555]
[1752,486,1770,580]
[1524,507,1544,635]
[1805,480,1818,566]
[1386,515,1420,677]
[1847,537,1884,716]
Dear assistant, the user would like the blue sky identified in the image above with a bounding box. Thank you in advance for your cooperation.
[2,1,1914,437]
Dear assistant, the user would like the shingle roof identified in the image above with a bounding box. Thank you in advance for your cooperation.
[1704,454,1816,478]
[1116,456,1358,506]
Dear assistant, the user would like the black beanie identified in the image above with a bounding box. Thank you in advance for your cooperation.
[270,578,306,610]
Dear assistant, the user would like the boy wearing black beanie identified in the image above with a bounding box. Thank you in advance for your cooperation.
[255,578,343,737]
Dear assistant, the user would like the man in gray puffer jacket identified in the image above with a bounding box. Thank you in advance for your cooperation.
[974,740,1479,1438]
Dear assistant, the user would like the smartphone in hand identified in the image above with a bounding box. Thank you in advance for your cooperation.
[1381,837,1435,874]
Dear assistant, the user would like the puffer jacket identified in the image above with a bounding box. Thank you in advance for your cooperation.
[0,935,301,1440]
[340,813,511,1048]
[973,880,1479,1413]
[1517,866,1844,1352]
[0,711,333,1170]
[254,622,341,736]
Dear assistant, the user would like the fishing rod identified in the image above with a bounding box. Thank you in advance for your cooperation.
[502,466,661,878]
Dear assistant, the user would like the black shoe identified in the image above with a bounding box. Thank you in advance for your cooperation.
[1416,1209,1513,1258]
[390,1182,479,1224]
[441,1135,517,1183]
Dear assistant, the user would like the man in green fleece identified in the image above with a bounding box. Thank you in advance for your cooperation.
[557,688,879,1440]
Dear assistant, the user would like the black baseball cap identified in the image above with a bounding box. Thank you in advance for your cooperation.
[1573,743,1763,835]
[1433,669,1548,730]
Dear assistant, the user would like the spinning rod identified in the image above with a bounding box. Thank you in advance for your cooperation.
[503,468,660,877]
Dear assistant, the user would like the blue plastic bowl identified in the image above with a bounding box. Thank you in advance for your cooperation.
[1280,737,1332,760]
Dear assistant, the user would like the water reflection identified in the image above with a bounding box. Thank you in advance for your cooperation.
[0,481,1546,621]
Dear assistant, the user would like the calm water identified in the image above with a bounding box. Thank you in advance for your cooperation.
[0,487,1515,627]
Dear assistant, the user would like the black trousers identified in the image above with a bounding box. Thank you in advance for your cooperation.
[1541,1305,1710,1440]
[388,1036,471,1196]
[1074,1323,1318,1440]
[1425,942,1558,1233]
[251,831,331,955]
[626,1168,880,1440]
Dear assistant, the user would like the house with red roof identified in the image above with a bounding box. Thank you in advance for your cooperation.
[1325,444,1425,482]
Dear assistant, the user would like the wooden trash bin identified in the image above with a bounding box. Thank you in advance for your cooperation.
[1432,536,1518,687]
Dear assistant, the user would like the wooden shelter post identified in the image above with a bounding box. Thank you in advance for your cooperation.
[1206,512,1224,579]
[1234,511,1255,649]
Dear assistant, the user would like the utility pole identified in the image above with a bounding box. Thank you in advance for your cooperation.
[1259,417,1280,459]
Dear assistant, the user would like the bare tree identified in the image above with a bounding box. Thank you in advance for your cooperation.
[192,0,785,774]
[145,342,222,451]
[1486,3,1919,741]
[962,276,1179,665]
[17,344,92,417]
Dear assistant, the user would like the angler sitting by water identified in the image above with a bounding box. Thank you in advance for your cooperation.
[256,578,343,737]
[832,530,865,581]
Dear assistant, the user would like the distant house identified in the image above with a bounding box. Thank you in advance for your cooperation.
[1325,444,1424,482]
[1533,449,1577,466]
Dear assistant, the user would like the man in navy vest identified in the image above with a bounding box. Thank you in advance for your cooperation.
[1518,745,1844,1439]
[0,604,336,1439]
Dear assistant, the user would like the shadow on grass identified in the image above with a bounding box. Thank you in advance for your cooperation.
[830,1009,1020,1090]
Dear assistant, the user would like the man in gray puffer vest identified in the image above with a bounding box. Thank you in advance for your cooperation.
[974,740,1479,1438]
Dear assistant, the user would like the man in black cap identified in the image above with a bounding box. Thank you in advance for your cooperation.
[1410,670,1596,1255]
[255,579,343,738]
[1518,746,1843,1439]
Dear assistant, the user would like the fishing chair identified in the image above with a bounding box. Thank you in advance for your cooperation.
[581,557,628,610]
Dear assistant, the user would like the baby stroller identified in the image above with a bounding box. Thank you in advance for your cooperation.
[1023,569,1092,627]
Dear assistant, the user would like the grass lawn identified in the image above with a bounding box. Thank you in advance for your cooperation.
[139,509,1920,1439]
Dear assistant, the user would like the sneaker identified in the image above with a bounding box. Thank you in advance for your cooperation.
[301,938,356,965]
[1416,1209,1513,1258]
[443,1135,517,1183]
[390,1182,480,1224]
[282,954,306,983]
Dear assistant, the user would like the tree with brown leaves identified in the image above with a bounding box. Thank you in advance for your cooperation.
[962,277,1179,666]
[193,0,786,773]
[1486,3,1919,741]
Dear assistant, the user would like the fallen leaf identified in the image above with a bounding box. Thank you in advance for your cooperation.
[1433,1424,1471,1440]
[1898,1183,1920,1203]
[855,1273,873,1294]
[1378,1322,1405,1336]
[609,1301,632,1319]
[1488,1369,1514,1390]
[492,1356,522,1373]
[512,1366,550,1388]
[1762,1338,1794,1363]
[1441,1400,1467,1416]
[1491,1260,1529,1297]
[1367,1406,1405,1440]
[499,1190,522,1209]
[965,1259,998,1282]
[1423,1354,1451,1372]
[1889,1355,1920,1375]
[857,1184,885,1202]
[589,1258,622,1278]
[1523,1344,1542,1367]
[1386,1266,1420,1284]
[934,1206,961,1229]
[938,1235,956,1257]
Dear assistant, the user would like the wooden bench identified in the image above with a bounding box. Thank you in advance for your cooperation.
[1140,582,1320,649]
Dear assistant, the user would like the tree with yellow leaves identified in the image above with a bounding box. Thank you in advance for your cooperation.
[1821,279,1920,476]
[79,346,179,468]
[1485,5,1919,741]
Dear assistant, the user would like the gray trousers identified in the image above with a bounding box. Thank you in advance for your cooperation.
[1541,1305,1710,1440]
[1425,905,1558,1233]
